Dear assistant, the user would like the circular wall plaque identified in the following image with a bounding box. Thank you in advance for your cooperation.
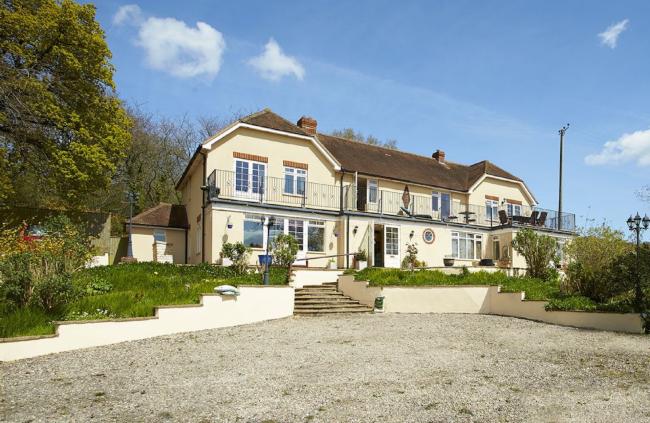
[422,228,435,244]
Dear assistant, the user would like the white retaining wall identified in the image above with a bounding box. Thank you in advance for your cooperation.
[338,275,644,333]
[0,286,294,361]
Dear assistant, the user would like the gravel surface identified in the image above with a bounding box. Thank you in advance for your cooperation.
[2,314,650,422]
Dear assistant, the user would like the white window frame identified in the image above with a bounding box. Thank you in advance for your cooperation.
[492,236,501,260]
[243,214,264,249]
[307,220,325,252]
[485,199,498,220]
[367,179,378,204]
[451,231,482,260]
[153,229,166,243]
[283,166,307,196]
[506,202,522,216]
[432,191,440,212]
[234,158,266,196]
[258,217,326,254]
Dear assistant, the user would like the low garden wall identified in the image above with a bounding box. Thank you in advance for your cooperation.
[338,275,644,334]
[0,286,294,361]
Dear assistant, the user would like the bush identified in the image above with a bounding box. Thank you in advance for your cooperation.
[272,234,298,268]
[511,229,558,280]
[220,242,251,274]
[0,215,93,312]
[563,226,632,303]
[400,243,420,271]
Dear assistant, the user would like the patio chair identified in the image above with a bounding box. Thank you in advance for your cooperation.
[498,210,510,225]
[529,210,539,225]
[537,211,547,227]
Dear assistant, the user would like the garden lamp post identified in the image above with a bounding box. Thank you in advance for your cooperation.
[126,191,138,258]
[626,212,650,312]
[262,216,275,286]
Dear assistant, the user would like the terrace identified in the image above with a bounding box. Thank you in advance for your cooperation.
[208,169,576,232]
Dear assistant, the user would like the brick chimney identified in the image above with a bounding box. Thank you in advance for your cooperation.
[432,149,445,163]
[297,116,317,134]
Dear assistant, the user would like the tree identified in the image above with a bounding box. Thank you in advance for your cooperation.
[272,234,298,282]
[0,0,131,207]
[331,128,398,150]
[511,229,558,280]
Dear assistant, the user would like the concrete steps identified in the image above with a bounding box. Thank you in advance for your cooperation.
[293,283,372,315]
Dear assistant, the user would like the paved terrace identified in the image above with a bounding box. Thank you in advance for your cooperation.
[2,314,649,422]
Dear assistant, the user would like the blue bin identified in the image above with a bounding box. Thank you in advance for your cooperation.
[258,254,273,266]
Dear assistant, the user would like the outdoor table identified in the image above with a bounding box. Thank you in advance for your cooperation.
[512,215,531,225]
[458,210,476,224]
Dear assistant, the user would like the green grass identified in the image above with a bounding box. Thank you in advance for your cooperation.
[353,267,641,313]
[0,262,288,338]
[354,267,557,301]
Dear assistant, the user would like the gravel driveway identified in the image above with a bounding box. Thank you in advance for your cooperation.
[2,314,649,422]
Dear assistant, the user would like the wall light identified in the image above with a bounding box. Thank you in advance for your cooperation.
[226,215,233,229]
[409,230,415,239]
[353,225,358,234]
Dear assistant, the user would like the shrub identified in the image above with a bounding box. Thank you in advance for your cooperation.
[82,276,113,295]
[272,234,298,283]
[511,229,558,280]
[221,242,251,274]
[401,243,419,271]
[562,226,632,303]
[608,245,650,309]
[0,215,93,312]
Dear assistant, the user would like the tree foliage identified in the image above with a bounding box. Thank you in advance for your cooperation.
[0,0,132,206]
[331,128,397,150]
[511,229,558,280]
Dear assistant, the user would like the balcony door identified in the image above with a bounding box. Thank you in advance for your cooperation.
[384,226,400,268]
[235,159,266,200]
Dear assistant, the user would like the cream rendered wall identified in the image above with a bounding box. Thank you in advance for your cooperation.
[130,226,186,264]
[182,163,206,264]
[469,177,533,208]
[205,127,338,185]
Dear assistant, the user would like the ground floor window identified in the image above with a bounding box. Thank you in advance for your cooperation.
[492,237,500,260]
[451,232,482,259]
[153,229,166,243]
[241,214,326,252]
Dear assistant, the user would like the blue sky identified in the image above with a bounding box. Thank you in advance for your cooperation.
[95,0,650,231]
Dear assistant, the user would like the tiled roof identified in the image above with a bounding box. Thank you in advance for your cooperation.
[129,203,188,228]
[239,109,524,192]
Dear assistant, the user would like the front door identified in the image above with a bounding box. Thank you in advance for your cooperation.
[373,226,384,267]
[287,219,307,261]
[384,226,400,268]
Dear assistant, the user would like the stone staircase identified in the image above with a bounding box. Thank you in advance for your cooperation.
[294,282,373,315]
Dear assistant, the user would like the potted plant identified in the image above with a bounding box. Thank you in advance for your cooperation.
[221,242,251,273]
[354,250,368,270]
[443,256,455,267]
[327,258,337,270]
[220,244,233,266]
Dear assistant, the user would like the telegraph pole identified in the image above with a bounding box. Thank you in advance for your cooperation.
[557,124,569,231]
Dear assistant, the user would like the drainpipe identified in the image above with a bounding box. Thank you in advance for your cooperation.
[184,228,188,264]
[200,150,207,263]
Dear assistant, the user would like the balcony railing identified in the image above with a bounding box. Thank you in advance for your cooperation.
[208,169,341,211]
[207,169,576,232]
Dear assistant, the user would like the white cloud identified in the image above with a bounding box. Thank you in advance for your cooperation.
[248,38,305,81]
[585,129,650,166]
[598,19,629,49]
[113,4,142,26]
[136,17,225,79]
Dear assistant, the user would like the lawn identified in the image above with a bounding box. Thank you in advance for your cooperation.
[0,263,287,338]
[353,267,641,313]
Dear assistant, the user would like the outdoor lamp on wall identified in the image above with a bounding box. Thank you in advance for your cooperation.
[353,225,358,235]
[409,230,415,239]
[226,215,233,229]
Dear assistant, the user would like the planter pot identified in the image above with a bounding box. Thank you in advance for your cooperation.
[443,258,455,267]
[479,258,495,266]
[356,260,368,270]
[328,262,337,270]
[258,254,273,266]
[221,257,233,266]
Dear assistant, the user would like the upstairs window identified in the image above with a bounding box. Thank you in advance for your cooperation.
[432,192,440,212]
[441,193,451,219]
[235,159,265,195]
[486,199,498,220]
[506,202,522,216]
[284,167,307,195]
[367,179,378,203]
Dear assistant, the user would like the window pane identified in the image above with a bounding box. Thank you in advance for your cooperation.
[308,225,324,252]
[385,227,398,255]
[243,219,263,248]
[459,238,467,259]
[235,160,249,192]
[368,180,378,203]
[252,163,265,194]
[284,173,294,194]
[452,238,458,258]
[288,219,304,250]
[269,219,284,246]
[154,230,166,243]
[297,176,306,195]
[432,192,440,212]
[441,193,451,218]
[476,240,482,260]
[468,239,474,259]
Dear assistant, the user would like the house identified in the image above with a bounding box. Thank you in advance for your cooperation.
[129,109,576,269]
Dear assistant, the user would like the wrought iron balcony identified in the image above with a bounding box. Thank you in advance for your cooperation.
[207,169,576,232]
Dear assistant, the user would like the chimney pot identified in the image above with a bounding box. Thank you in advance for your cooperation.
[432,149,445,163]
[297,116,317,134]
